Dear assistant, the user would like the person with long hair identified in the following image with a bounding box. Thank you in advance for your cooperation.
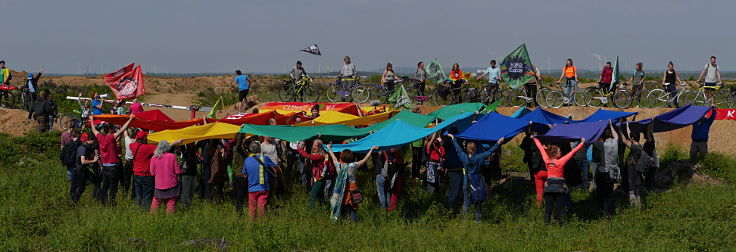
[447,134,504,222]
[326,145,378,222]
[662,61,684,108]
[532,136,585,225]
[557,59,578,103]
[296,139,330,208]
[381,63,401,93]
[339,56,357,79]
[415,61,427,96]
[627,62,646,107]
[149,140,183,214]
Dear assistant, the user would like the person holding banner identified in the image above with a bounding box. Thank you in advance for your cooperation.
[662,62,684,108]
[557,59,578,104]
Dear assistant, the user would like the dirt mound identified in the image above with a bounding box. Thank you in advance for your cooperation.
[0,107,66,136]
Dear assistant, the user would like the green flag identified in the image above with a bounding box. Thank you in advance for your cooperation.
[500,44,537,89]
[425,59,447,83]
[610,56,620,90]
[388,85,414,110]
[481,98,503,113]
[207,96,223,119]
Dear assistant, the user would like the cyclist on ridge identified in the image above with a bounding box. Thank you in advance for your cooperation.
[696,56,723,107]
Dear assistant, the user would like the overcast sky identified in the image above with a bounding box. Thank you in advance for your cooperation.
[1,0,731,74]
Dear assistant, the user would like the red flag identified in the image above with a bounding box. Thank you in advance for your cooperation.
[105,63,145,100]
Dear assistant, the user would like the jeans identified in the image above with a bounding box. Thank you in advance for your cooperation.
[69,168,88,204]
[134,175,154,209]
[473,202,482,222]
[199,161,211,199]
[341,205,358,222]
[375,174,389,210]
[690,141,708,163]
[48,115,54,132]
[447,171,463,210]
[426,162,441,194]
[232,175,247,214]
[577,159,590,190]
[100,164,121,206]
[180,174,197,209]
[564,78,577,102]
[665,84,679,108]
[324,179,333,200]
[544,192,566,225]
[595,172,616,216]
[90,165,102,202]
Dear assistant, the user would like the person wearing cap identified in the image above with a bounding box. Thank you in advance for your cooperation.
[289,61,309,82]
[70,133,98,204]
[129,130,158,208]
[90,114,134,206]
[230,70,252,114]
[25,69,43,121]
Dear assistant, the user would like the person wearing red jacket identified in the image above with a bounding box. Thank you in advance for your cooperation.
[296,139,330,208]
[599,62,614,93]
[533,136,585,225]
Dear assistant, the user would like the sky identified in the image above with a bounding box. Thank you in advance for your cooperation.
[0,0,732,74]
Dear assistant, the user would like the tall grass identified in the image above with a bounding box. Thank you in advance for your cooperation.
[1,133,735,250]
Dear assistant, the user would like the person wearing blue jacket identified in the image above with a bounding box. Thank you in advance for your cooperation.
[690,107,716,163]
[447,134,503,222]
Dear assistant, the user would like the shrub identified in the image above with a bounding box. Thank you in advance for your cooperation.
[698,153,736,182]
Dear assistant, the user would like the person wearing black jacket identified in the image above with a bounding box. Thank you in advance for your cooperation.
[180,142,201,209]
[30,91,53,132]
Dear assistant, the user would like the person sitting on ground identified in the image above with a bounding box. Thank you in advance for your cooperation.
[447,133,504,222]
[326,144,378,222]
[243,141,278,221]
[532,135,585,225]
[149,140,183,214]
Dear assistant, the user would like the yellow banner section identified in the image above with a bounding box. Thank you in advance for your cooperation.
[295,111,396,127]
[147,122,241,145]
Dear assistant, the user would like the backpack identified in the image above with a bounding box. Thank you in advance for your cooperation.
[636,151,654,174]
[60,140,81,167]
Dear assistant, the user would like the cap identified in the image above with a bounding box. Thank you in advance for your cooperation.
[80,133,89,142]
[135,131,148,139]
[27,73,32,79]
[296,61,302,65]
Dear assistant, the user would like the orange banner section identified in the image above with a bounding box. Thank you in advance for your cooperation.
[260,102,362,116]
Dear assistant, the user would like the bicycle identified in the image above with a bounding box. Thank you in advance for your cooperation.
[612,82,650,108]
[279,77,320,102]
[646,82,692,108]
[19,87,34,111]
[325,77,370,103]
[688,83,732,108]
[431,80,469,105]
[506,85,541,107]
[367,77,432,105]
[583,84,626,108]
[544,81,586,108]
[0,85,20,108]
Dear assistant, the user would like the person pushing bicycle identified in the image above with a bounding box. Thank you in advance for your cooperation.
[696,56,723,107]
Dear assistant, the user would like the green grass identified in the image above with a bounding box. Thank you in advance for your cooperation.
[2,133,736,251]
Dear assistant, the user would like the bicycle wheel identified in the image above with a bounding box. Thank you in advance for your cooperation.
[546,90,564,108]
[5,92,17,108]
[536,88,550,108]
[584,89,603,107]
[325,83,342,102]
[507,89,526,107]
[574,90,587,107]
[613,89,632,108]
[690,91,707,106]
[278,85,293,102]
[646,89,668,108]
[302,85,320,103]
[351,84,370,103]
[714,90,733,108]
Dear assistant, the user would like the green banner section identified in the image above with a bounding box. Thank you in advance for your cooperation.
[425,58,447,83]
[610,56,620,90]
[389,85,414,110]
[500,44,537,89]
[429,102,486,120]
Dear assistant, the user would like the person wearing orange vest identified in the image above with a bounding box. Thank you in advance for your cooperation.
[449,63,465,103]
[557,59,578,103]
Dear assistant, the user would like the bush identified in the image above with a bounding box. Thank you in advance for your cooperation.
[698,153,736,182]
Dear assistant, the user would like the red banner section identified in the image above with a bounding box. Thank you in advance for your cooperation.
[713,109,736,120]
[260,102,361,116]
[104,63,145,100]
[95,110,313,132]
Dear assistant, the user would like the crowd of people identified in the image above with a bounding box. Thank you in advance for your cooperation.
[54,100,717,225]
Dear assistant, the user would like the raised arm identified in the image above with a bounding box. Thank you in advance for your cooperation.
[355,146,378,168]
[448,135,469,165]
[476,137,505,160]
[532,137,550,163]
[559,138,586,165]
[89,116,100,135]
[620,123,632,148]
[325,144,339,166]
[609,120,618,140]
[114,115,135,138]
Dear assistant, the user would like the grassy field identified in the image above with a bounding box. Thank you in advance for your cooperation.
[2,132,736,251]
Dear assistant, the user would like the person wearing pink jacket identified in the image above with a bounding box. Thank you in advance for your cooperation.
[149,140,182,214]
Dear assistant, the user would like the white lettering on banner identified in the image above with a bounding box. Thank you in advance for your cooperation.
[224,114,246,120]
[727,110,735,119]
[509,63,524,73]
